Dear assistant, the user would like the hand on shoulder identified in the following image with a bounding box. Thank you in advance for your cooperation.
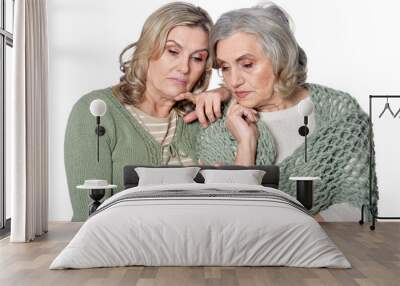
[174,87,231,127]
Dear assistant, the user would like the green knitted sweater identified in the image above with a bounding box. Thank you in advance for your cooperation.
[197,83,378,214]
[65,87,199,221]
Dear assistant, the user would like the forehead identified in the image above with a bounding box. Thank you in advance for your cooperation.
[167,25,209,51]
[216,32,266,61]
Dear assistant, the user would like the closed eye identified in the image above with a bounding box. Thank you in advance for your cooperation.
[168,49,179,55]
[220,65,230,72]
[192,56,204,62]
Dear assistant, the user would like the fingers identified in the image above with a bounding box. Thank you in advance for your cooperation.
[184,90,256,128]
[205,97,216,123]
[243,108,258,123]
[213,97,222,119]
[199,92,223,123]
[229,103,258,123]
[182,111,198,124]
[175,92,196,103]
[227,98,237,116]
[196,100,208,128]
[195,92,224,127]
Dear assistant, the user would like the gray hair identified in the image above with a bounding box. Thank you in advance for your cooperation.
[210,2,307,97]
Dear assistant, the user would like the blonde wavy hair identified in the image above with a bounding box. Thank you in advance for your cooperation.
[113,2,213,114]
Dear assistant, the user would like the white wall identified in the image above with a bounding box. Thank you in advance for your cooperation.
[48,0,400,220]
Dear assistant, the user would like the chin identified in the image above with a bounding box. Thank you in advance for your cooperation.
[164,88,187,97]
[236,98,256,109]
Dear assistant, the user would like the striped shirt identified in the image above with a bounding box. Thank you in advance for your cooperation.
[125,105,196,166]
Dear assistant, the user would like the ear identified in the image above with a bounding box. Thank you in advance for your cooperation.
[272,83,279,96]
[272,75,284,97]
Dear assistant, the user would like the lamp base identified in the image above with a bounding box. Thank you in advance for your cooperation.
[296,180,313,210]
[95,126,106,136]
[88,189,105,215]
[298,126,309,136]
[289,177,320,210]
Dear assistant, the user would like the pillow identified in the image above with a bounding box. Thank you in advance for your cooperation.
[200,169,266,185]
[135,167,201,186]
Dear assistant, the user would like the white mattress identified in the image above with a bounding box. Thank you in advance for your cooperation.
[50,183,350,269]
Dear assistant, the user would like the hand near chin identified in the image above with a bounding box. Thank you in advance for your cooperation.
[225,99,259,166]
[174,87,231,127]
[225,98,259,145]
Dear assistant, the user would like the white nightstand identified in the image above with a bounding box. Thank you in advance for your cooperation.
[289,177,320,210]
[77,180,117,215]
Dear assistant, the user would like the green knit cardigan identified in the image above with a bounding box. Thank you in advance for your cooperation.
[197,83,378,214]
[65,87,199,221]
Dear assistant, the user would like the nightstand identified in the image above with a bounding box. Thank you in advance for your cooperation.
[77,180,117,215]
[289,177,320,210]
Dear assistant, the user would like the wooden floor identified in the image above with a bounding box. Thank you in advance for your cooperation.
[0,222,399,286]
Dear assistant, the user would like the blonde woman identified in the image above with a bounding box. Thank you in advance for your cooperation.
[65,2,229,221]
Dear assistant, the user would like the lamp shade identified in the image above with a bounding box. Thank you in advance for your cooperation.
[89,99,107,117]
[298,99,314,116]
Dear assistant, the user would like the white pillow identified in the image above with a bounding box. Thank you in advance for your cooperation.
[135,167,200,186]
[200,169,266,185]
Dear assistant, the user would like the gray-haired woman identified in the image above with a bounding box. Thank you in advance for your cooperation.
[197,2,377,221]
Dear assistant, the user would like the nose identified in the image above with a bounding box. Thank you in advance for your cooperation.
[177,56,190,74]
[228,68,244,88]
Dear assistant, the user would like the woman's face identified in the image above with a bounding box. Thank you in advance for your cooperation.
[146,26,209,99]
[216,32,278,110]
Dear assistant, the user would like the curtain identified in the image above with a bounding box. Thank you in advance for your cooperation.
[9,0,48,242]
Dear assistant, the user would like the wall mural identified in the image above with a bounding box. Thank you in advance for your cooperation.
[63,2,376,223]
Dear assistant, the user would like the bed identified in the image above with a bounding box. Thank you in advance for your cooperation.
[50,165,350,269]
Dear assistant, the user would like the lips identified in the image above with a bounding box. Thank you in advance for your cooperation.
[235,91,252,98]
[168,77,187,86]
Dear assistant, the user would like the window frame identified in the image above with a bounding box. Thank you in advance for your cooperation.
[0,0,14,233]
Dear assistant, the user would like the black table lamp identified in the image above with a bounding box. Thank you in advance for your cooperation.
[290,99,319,210]
[89,99,107,162]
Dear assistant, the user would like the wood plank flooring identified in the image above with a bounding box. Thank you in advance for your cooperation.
[0,222,399,286]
